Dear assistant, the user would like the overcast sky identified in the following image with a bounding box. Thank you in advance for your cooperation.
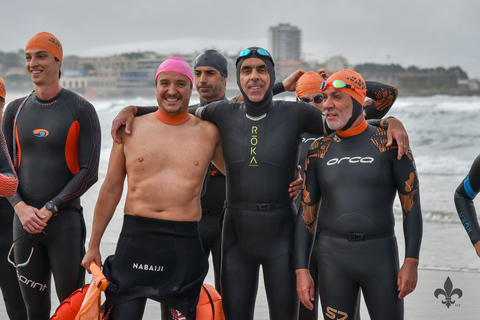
[2,0,480,78]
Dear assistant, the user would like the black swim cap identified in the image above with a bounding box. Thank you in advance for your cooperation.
[194,50,228,78]
[235,47,276,117]
[235,47,275,69]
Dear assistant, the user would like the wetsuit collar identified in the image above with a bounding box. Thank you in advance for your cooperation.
[155,108,190,125]
[337,116,368,138]
[199,94,227,106]
[34,88,65,105]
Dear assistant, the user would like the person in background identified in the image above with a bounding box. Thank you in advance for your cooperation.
[0,77,27,320]
[454,154,480,257]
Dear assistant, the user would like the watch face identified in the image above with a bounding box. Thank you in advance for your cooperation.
[46,202,54,210]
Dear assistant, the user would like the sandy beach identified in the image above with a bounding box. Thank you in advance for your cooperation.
[1,215,480,319]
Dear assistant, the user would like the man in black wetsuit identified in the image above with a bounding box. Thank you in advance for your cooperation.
[0,77,27,320]
[455,154,480,257]
[295,69,422,320]
[294,70,398,320]
[2,32,101,320]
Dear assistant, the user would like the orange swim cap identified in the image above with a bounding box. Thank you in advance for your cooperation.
[25,32,63,63]
[322,69,366,105]
[296,71,324,97]
[0,77,5,99]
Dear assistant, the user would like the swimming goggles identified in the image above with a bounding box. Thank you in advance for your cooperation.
[238,48,271,59]
[8,232,40,268]
[298,95,324,104]
[236,48,274,66]
[320,80,367,94]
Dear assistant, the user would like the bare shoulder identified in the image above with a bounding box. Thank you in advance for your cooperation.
[190,115,220,136]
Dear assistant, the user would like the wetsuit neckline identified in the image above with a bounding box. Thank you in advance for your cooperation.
[155,108,190,125]
[34,88,65,105]
[337,118,368,137]
[199,94,227,106]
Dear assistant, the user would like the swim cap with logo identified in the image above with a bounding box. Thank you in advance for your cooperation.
[155,57,193,86]
[194,50,228,78]
[0,77,6,99]
[25,32,63,62]
[323,69,367,131]
[296,71,324,97]
[321,69,366,105]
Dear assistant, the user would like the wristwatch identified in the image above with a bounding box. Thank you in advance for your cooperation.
[45,201,58,215]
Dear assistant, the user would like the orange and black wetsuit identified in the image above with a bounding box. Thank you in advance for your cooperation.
[0,129,26,320]
[455,154,480,246]
[2,89,101,319]
[296,81,398,320]
[295,122,422,320]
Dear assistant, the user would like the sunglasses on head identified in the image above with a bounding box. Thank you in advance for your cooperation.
[320,79,367,94]
[298,95,324,104]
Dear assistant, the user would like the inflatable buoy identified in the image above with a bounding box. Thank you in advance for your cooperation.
[50,285,89,319]
[196,284,224,320]
[50,262,108,320]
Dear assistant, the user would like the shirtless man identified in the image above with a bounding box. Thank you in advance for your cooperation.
[81,57,224,320]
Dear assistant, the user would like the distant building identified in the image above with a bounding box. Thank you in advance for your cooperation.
[268,23,302,61]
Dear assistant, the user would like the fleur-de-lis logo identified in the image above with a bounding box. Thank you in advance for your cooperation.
[434,277,463,308]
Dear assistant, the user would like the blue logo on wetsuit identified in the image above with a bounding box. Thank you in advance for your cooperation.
[33,129,49,137]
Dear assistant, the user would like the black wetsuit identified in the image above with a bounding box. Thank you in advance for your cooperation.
[455,154,480,246]
[295,123,422,320]
[103,216,208,320]
[0,130,26,320]
[195,98,327,320]
[296,81,398,320]
[3,89,101,320]
[190,97,226,291]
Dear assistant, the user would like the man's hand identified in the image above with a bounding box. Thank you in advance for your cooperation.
[81,247,102,274]
[289,165,303,200]
[282,70,306,92]
[39,206,53,224]
[111,106,138,144]
[317,67,334,80]
[386,117,410,160]
[397,257,419,299]
[296,268,315,310]
[14,201,47,234]
[474,240,480,258]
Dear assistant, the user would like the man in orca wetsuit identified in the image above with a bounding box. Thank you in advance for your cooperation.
[455,154,480,257]
[2,32,101,320]
[294,70,398,320]
[295,70,422,320]
[0,77,27,320]
[82,57,225,320]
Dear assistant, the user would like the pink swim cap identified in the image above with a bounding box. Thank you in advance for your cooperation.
[155,57,193,85]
